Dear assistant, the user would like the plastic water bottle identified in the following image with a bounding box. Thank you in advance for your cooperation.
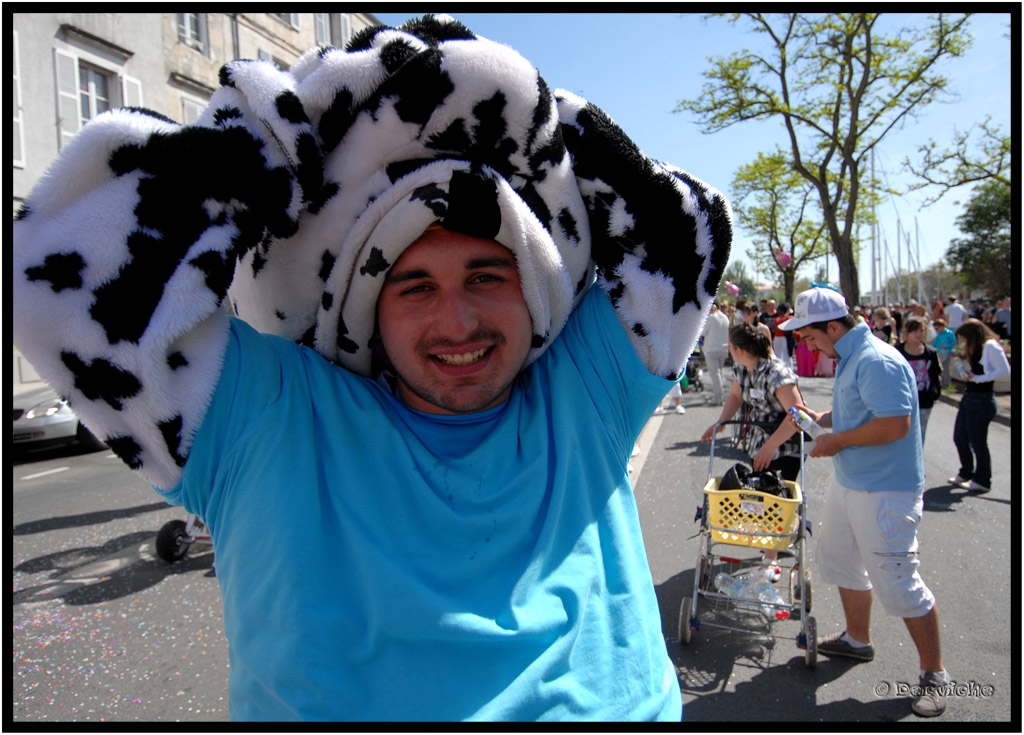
[715,573,737,594]
[752,574,791,620]
[718,570,788,618]
[788,407,826,438]
[716,572,751,600]
[955,362,971,380]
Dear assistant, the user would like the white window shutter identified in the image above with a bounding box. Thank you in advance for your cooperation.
[13,30,25,167]
[182,97,204,125]
[339,14,351,48]
[121,74,143,108]
[315,13,329,46]
[54,48,81,149]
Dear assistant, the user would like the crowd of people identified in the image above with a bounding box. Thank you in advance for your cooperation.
[689,290,1012,488]
[714,295,1011,389]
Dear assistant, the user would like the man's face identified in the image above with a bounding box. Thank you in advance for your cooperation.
[800,324,839,359]
[376,228,533,415]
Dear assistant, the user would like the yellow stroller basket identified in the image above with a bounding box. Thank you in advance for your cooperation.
[702,476,802,551]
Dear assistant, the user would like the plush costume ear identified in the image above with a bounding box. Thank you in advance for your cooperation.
[555,90,732,380]
[13,65,318,489]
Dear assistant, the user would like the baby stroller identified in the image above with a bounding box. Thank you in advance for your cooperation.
[679,420,817,667]
[155,514,212,563]
[685,342,705,393]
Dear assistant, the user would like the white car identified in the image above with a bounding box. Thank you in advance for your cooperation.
[13,384,105,453]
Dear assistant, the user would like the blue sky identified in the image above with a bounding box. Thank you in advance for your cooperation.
[373,11,1012,293]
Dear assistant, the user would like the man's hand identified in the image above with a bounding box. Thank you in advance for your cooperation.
[786,403,832,429]
[807,432,843,458]
[808,415,911,458]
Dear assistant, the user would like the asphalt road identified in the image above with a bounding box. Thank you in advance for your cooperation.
[11,375,1015,724]
[12,444,227,723]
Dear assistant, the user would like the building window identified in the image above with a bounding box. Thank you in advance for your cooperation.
[315,13,351,48]
[178,13,209,55]
[78,64,112,123]
[271,13,300,30]
[53,48,141,149]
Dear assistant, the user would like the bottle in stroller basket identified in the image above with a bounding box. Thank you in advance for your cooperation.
[715,570,790,620]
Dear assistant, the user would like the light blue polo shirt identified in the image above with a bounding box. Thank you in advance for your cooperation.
[158,286,682,722]
[831,322,924,492]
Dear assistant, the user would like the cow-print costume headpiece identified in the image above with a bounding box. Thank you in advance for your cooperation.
[13,14,731,489]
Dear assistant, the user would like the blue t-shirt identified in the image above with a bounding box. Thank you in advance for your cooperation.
[832,323,924,492]
[158,286,682,722]
[932,328,956,356]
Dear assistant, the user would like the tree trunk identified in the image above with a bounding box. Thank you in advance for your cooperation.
[784,271,795,305]
[834,233,861,307]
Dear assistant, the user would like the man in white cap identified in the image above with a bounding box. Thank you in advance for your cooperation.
[12,15,731,722]
[782,287,949,718]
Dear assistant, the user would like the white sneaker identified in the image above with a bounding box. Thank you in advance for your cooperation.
[947,474,969,487]
[675,404,686,414]
[963,480,990,493]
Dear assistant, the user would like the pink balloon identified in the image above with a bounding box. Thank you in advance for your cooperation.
[727,282,740,296]
[774,251,791,269]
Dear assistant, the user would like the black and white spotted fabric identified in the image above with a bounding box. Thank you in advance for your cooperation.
[13,14,731,490]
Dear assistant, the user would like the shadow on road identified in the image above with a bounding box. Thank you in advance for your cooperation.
[923,483,1012,512]
[13,442,108,465]
[658,568,913,721]
[13,530,214,606]
[13,502,174,536]
[666,438,751,464]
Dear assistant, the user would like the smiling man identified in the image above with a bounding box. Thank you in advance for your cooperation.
[13,15,730,722]
[375,228,534,415]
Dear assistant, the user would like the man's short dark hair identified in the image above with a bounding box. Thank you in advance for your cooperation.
[804,315,857,333]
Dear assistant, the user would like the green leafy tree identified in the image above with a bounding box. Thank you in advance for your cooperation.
[732,149,830,304]
[677,12,972,306]
[946,180,1011,298]
[903,116,1011,206]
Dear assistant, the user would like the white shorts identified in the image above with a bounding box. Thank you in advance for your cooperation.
[667,382,683,399]
[815,475,935,618]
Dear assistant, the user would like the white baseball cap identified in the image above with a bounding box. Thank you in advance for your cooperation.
[780,287,849,331]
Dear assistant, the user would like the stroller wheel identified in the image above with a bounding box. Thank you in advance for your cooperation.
[678,597,694,645]
[156,519,191,563]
